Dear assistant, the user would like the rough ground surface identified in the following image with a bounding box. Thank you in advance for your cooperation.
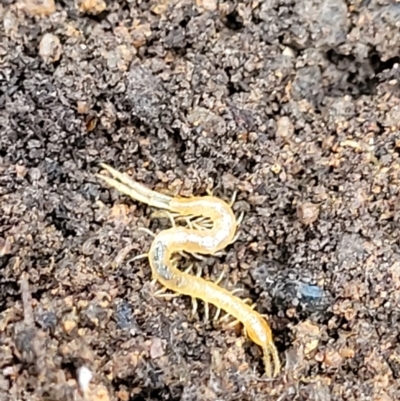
[1,0,400,400]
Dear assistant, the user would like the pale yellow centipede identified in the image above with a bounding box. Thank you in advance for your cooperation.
[97,163,280,376]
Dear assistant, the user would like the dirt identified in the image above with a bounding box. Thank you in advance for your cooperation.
[1,0,400,400]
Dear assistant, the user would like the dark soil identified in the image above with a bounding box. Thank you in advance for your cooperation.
[2,0,400,400]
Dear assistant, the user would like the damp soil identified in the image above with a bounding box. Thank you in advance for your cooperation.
[1,1,400,400]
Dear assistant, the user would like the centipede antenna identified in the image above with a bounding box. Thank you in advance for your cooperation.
[98,163,172,210]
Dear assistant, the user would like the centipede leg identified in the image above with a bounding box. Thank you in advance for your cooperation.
[229,190,237,207]
[226,193,244,246]
[219,313,232,323]
[138,227,156,237]
[170,213,213,233]
[195,265,202,277]
[231,288,245,295]
[190,265,210,323]
[164,211,177,227]
[191,298,198,316]
[153,292,181,299]
[192,222,213,231]
[213,308,221,321]
[172,214,194,224]
[195,216,213,225]
[153,264,193,299]
[179,215,213,231]
[180,250,207,261]
[236,211,245,226]
[220,212,244,247]
[226,319,240,328]
[181,264,199,316]
[218,314,232,323]
[211,272,225,320]
[204,302,209,323]
[153,282,180,299]
[127,228,152,262]
[170,214,196,228]
[224,213,244,247]
[214,268,225,285]
[219,314,230,322]
[175,248,207,261]
[129,253,148,262]
[192,217,213,229]
[227,231,240,246]
[150,210,180,224]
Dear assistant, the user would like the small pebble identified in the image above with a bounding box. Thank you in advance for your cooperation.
[21,0,55,16]
[62,320,76,334]
[297,202,319,225]
[77,366,92,393]
[77,0,106,15]
[324,349,344,368]
[150,337,164,359]
[276,116,294,139]
[29,167,41,181]
[39,33,62,63]
[196,0,218,12]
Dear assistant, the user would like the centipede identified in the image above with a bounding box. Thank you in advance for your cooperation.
[97,163,280,377]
